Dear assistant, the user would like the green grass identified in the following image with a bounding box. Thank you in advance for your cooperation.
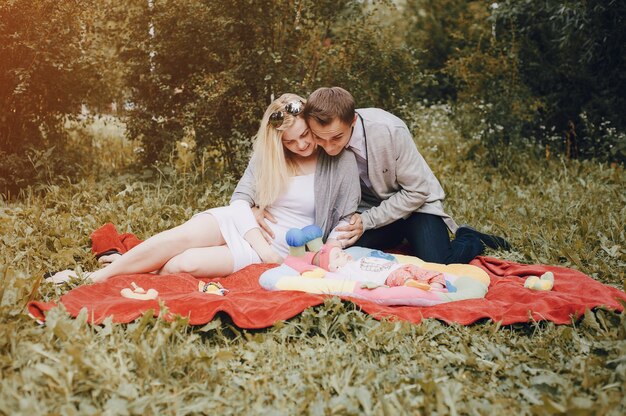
[1,108,625,414]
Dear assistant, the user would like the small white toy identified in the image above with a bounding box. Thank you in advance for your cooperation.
[120,282,159,300]
[524,271,555,291]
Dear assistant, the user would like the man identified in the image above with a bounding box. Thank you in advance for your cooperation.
[303,86,510,264]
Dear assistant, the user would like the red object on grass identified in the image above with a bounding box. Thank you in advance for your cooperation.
[90,222,142,257]
[28,223,626,328]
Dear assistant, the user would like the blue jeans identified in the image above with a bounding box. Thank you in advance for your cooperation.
[354,213,483,264]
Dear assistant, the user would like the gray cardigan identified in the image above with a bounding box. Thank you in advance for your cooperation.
[230,150,361,241]
[356,108,458,232]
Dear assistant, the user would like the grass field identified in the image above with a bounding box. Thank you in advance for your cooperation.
[1,107,625,414]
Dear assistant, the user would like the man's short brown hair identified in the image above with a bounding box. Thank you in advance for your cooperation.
[303,87,355,126]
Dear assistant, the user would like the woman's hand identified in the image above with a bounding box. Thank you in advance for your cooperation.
[335,213,364,248]
[251,206,277,242]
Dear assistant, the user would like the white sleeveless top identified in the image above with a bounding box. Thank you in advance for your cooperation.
[266,173,315,257]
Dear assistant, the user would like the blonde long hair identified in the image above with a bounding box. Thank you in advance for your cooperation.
[253,93,307,209]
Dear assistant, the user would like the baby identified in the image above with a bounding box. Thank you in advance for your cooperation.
[312,243,447,291]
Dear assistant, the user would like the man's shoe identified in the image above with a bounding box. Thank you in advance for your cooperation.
[456,225,511,251]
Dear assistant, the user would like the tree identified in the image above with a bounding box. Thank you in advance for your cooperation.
[400,0,626,163]
[118,0,421,173]
[494,0,626,160]
[0,0,123,194]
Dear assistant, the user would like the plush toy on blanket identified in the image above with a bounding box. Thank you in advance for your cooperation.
[286,225,324,256]
[261,225,490,306]
[120,282,158,300]
[198,281,228,296]
[524,271,555,291]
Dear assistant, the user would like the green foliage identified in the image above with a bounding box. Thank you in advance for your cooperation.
[0,0,126,196]
[401,0,474,100]
[0,115,135,199]
[491,0,626,163]
[494,1,626,127]
[117,0,421,173]
[1,105,625,413]
[440,2,543,166]
[402,0,626,164]
[308,1,425,119]
[2,0,625,200]
[448,45,542,166]
[402,1,543,164]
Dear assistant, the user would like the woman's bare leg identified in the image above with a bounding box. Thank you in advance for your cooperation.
[88,214,225,283]
[160,246,235,278]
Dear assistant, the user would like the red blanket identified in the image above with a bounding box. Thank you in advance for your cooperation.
[28,224,626,327]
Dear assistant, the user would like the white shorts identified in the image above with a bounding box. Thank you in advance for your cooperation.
[196,201,261,273]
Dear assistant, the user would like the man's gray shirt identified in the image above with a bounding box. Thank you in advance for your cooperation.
[353,108,458,233]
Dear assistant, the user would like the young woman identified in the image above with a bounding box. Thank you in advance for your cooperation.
[48,93,360,284]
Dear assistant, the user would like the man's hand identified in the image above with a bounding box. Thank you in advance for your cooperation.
[336,213,364,247]
[251,206,277,242]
